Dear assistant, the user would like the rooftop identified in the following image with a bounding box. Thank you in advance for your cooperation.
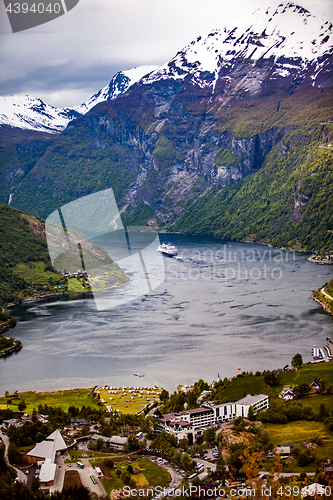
[27,429,67,460]
[39,458,57,484]
[235,394,268,406]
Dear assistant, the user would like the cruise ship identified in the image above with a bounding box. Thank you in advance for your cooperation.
[157,242,178,257]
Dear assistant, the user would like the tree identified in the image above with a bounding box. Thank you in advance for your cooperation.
[263,371,281,386]
[320,378,332,395]
[180,452,195,472]
[248,406,255,422]
[291,353,303,368]
[127,434,139,451]
[179,438,189,450]
[96,438,104,450]
[127,464,133,474]
[203,427,216,444]
[80,425,89,437]
[120,470,131,485]
[7,443,18,465]
[297,450,314,467]
[18,399,27,412]
[35,432,43,443]
[319,403,329,422]
[104,458,114,469]
[293,382,310,398]
[31,475,40,493]
[159,389,169,402]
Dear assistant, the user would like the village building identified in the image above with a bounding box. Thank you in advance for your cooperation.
[279,387,295,401]
[90,434,127,451]
[109,435,127,451]
[70,418,91,428]
[155,394,269,439]
[301,483,327,498]
[26,429,67,487]
[309,378,321,391]
[276,445,291,457]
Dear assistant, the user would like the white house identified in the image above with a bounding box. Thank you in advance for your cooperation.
[301,483,327,498]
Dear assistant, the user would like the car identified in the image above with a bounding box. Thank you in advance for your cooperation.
[25,470,29,475]
[68,463,72,467]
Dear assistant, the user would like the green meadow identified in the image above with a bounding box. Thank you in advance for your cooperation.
[213,361,333,405]
[264,420,333,446]
[0,388,99,413]
[0,385,162,415]
[89,456,171,495]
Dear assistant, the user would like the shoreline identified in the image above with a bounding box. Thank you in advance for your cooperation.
[3,279,131,358]
[7,277,132,310]
[311,293,333,317]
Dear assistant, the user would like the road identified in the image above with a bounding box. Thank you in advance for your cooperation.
[194,457,216,480]
[0,429,27,484]
[321,287,333,301]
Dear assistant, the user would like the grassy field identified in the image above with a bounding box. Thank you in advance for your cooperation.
[265,420,333,446]
[215,361,333,404]
[263,421,333,472]
[12,261,62,285]
[273,362,333,392]
[288,394,333,411]
[90,456,171,496]
[67,277,86,292]
[96,385,162,415]
[0,385,163,415]
[0,388,100,412]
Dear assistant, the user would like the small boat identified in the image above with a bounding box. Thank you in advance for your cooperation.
[157,242,178,257]
[133,373,144,377]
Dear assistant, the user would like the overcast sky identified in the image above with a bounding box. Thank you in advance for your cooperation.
[0,0,332,107]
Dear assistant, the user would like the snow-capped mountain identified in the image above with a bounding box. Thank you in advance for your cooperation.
[74,65,158,114]
[142,3,332,90]
[0,65,157,134]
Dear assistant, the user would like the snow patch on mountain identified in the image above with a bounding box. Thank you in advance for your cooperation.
[0,65,158,134]
[74,65,157,114]
[142,2,332,87]
[0,95,79,134]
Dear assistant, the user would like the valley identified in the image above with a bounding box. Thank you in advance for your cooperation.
[0,2,333,498]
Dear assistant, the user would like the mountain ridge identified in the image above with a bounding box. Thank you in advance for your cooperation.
[0,65,158,134]
[5,2,333,252]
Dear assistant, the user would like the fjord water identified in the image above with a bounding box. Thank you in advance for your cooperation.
[1,235,332,394]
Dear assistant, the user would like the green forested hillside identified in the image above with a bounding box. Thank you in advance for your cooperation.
[0,203,129,308]
[0,203,50,306]
[172,132,333,252]
[0,127,55,205]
